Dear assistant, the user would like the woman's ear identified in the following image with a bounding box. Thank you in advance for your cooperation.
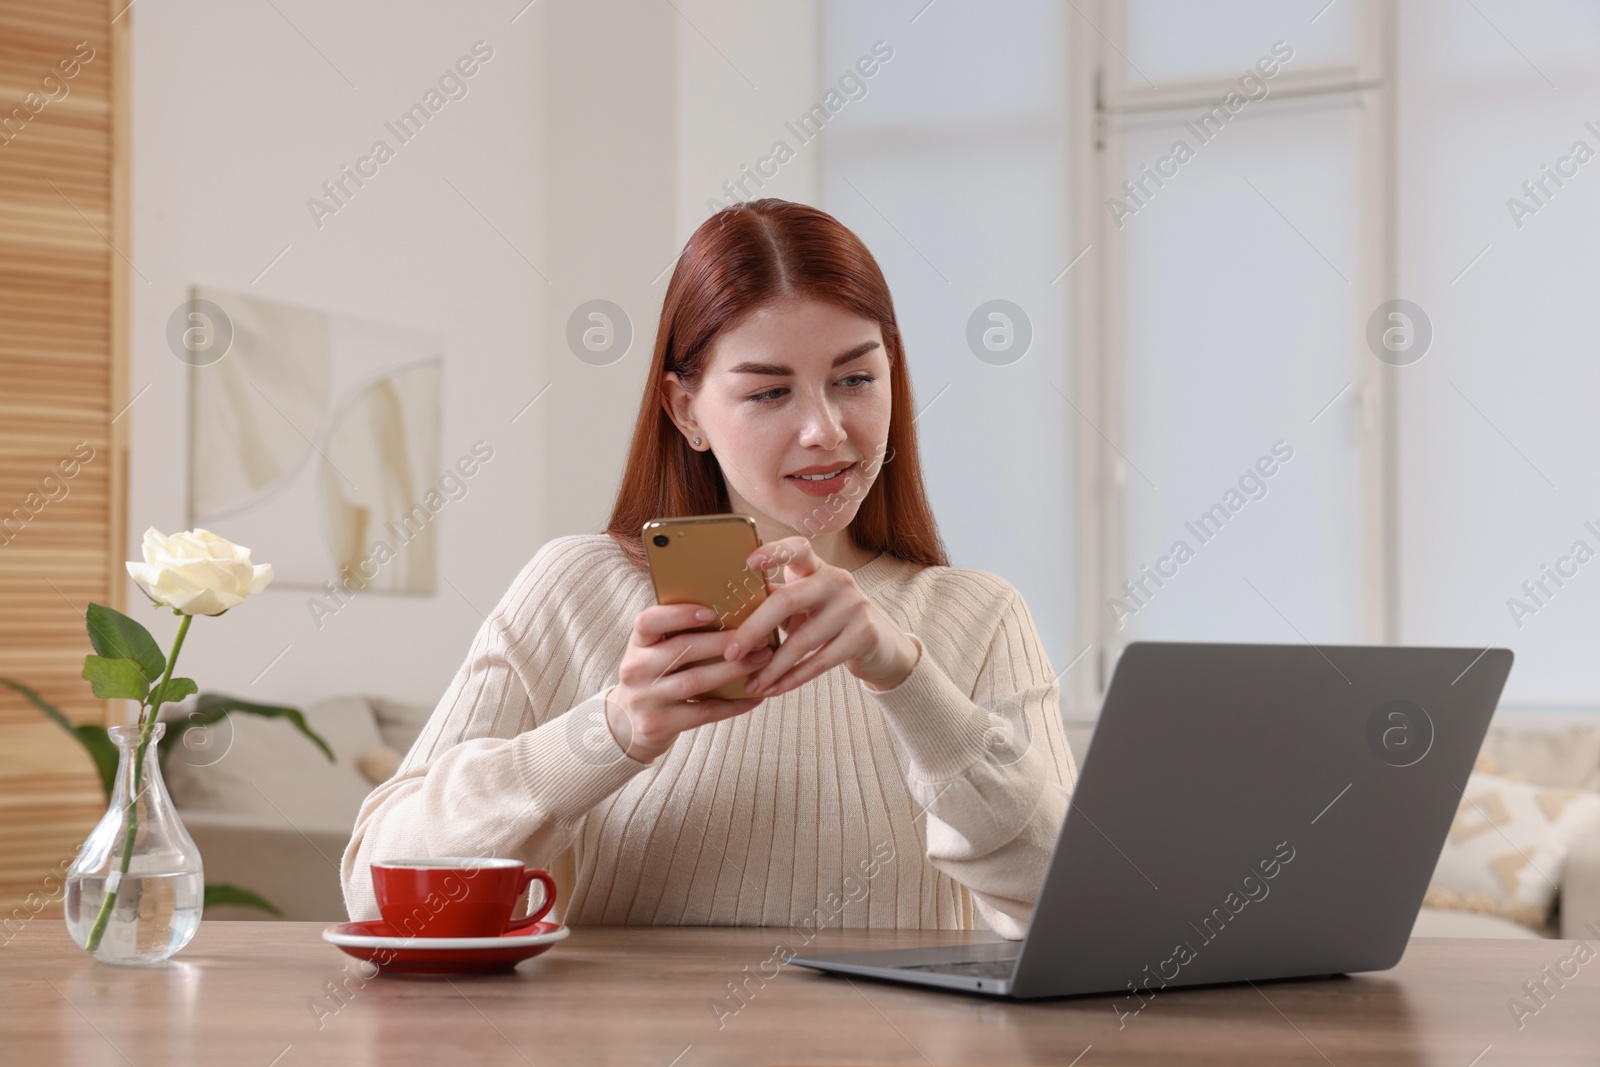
[659,371,697,443]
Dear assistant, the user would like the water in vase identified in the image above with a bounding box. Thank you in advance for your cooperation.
[65,869,204,964]
[65,870,203,966]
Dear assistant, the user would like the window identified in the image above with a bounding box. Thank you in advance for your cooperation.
[822,0,1600,714]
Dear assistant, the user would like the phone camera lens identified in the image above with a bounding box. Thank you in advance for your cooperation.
[652,534,670,548]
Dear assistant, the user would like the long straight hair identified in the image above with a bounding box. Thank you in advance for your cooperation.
[605,198,949,572]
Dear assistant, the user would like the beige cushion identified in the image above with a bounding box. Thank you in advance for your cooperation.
[163,695,384,834]
[355,745,402,785]
[1479,717,1600,790]
[1411,905,1545,939]
[368,696,434,757]
[1425,771,1600,931]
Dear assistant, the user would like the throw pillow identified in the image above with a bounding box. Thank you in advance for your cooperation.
[1425,771,1600,931]
[356,746,402,785]
[1478,720,1600,791]
[369,696,435,758]
[162,694,386,833]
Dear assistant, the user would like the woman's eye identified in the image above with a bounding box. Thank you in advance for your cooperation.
[748,375,875,404]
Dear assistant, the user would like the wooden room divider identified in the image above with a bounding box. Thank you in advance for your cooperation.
[0,0,129,920]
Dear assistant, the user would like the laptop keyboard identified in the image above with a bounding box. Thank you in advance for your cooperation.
[897,958,1018,979]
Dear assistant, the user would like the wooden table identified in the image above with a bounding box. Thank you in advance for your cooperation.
[2,921,1597,1065]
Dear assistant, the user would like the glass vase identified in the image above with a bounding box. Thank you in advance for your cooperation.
[65,722,204,964]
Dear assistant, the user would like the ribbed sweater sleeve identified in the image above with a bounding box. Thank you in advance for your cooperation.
[862,582,1078,939]
[339,536,651,921]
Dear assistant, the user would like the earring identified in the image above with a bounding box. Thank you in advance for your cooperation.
[692,436,702,448]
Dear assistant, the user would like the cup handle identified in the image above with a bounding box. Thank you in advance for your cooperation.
[503,869,558,933]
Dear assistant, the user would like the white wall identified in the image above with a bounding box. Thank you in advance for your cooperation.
[675,1,822,236]
[129,1,818,714]
[129,2,549,711]
[536,0,822,546]
[537,0,678,545]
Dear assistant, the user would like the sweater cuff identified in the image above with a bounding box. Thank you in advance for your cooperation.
[510,688,652,822]
[859,632,990,781]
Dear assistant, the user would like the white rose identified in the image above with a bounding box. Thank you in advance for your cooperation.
[126,527,274,616]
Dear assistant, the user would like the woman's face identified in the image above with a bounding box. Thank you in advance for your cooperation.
[663,298,892,541]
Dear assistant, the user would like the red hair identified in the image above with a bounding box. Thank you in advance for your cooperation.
[605,198,949,572]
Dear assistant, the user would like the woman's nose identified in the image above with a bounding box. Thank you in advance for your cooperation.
[798,397,847,447]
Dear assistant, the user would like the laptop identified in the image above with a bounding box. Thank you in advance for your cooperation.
[791,641,1514,999]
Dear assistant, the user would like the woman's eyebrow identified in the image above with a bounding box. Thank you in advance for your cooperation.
[728,340,879,377]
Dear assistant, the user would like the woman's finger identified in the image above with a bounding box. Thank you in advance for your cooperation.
[755,632,854,696]
[621,620,736,694]
[726,553,838,658]
[633,602,716,647]
[750,536,821,584]
[745,599,845,688]
[721,579,808,660]
[654,645,772,702]
[750,610,861,695]
[641,628,741,679]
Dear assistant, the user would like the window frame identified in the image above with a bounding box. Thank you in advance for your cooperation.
[1067,0,1399,718]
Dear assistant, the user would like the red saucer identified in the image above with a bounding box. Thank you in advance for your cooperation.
[322,918,569,975]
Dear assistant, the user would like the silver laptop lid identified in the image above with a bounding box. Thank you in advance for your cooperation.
[1011,641,1513,999]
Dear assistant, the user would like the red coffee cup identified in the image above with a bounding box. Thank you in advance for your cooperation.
[371,857,557,938]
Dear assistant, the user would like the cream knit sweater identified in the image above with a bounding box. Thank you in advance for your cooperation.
[340,533,1077,938]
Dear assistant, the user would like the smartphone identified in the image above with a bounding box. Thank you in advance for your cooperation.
[642,514,781,701]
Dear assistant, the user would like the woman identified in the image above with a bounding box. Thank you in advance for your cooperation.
[341,199,1077,939]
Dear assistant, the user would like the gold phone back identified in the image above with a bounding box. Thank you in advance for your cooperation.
[643,514,779,700]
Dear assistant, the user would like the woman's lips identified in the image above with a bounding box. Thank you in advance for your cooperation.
[785,462,855,497]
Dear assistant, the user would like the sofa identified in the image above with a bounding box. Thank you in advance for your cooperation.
[1412,714,1600,940]
[162,695,432,921]
[1063,714,1600,940]
[167,698,1600,937]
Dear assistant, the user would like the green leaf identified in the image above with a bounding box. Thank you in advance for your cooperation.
[85,603,166,684]
[158,693,334,765]
[0,677,72,732]
[73,724,117,801]
[203,882,282,916]
[0,684,116,799]
[0,680,117,800]
[81,656,150,702]
[149,677,198,709]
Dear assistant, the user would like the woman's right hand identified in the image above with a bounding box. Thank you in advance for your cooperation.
[606,603,774,763]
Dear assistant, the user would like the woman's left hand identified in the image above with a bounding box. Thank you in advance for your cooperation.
[723,536,920,697]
